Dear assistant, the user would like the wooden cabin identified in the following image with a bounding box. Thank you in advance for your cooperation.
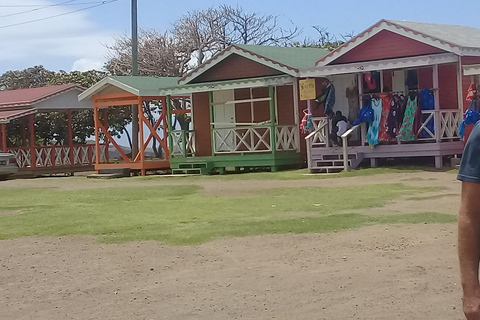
[158,45,329,174]
[0,84,103,176]
[298,19,480,172]
[78,76,183,175]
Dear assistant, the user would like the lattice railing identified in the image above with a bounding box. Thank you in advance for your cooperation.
[310,117,329,147]
[213,126,271,154]
[170,130,196,157]
[440,110,461,139]
[7,144,106,168]
[417,110,461,140]
[275,125,299,151]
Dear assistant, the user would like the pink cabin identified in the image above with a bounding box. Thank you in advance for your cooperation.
[298,19,480,172]
[0,84,103,176]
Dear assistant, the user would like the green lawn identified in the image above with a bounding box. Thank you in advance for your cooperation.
[0,181,456,245]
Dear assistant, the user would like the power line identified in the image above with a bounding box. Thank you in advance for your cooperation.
[0,1,110,7]
[0,0,119,29]
[0,1,76,18]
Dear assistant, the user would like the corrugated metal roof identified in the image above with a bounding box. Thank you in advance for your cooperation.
[0,108,37,124]
[79,76,181,101]
[0,84,82,108]
[109,76,181,92]
[233,44,330,69]
[386,20,480,49]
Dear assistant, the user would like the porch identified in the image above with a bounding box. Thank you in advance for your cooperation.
[164,77,302,174]
[306,108,463,173]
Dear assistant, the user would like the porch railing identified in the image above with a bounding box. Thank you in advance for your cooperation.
[170,130,196,157]
[8,144,107,169]
[417,110,461,140]
[213,124,298,154]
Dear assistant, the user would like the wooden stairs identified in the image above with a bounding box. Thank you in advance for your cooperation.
[170,161,214,175]
[310,151,364,173]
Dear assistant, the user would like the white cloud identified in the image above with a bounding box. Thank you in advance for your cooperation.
[71,58,104,72]
[0,0,116,72]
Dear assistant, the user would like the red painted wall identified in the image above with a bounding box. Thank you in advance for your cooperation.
[418,67,433,89]
[331,30,446,65]
[191,55,283,83]
[192,92,211,156]
[438,64,458,109]
[277,85,295,125]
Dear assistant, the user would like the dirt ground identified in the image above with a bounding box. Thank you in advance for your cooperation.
[0,171,466,319]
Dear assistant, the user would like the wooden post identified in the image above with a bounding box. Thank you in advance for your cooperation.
[269,85,276,155]
[1,123,7,152]
[138,98,146,176]
[292,79,300,153]
[209,91,215,156]
[29,114,36,169]
[93,103,101,172]
[22,118,26,147]
[357,73,366,146]
[68,109,74,166]
[162,97,169,159]
[166,95,173,156]
[433,64,441,143]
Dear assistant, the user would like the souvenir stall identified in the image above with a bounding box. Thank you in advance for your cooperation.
[300,19,476,172]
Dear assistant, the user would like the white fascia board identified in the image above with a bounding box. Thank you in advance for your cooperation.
[301,53,458,78]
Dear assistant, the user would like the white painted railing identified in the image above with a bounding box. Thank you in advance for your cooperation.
[275,125,299,151]
[309,117,329,147]
[213,125,271,153]
[170,130,196,157]
[417,110,462,140]
[8,144,107,169]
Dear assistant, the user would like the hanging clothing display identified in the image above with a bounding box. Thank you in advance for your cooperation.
[386,94,406,139]
[315,80,336,118]
[346,86,360,124]
[419,88,435,138]
[377,93,395,142]
[397,95,419,141]
[366,98,382,146]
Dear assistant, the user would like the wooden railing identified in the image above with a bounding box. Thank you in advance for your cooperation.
[212,124,298,154]
[275,125,299,151]
[8,144,107,169]
[170,130,196,157]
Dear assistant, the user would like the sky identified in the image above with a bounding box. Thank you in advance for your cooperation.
[0,0,478,75]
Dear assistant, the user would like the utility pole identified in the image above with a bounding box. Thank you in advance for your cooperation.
[131,0,139,158]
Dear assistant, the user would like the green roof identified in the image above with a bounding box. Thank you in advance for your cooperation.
[78,76,181,100]
[234,44,329,69]
[109,76,180,92]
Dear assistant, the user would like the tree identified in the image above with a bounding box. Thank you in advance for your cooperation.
[0,66,54,90]
[294,26,355,51]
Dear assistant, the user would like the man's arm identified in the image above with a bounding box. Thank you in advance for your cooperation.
[459,180,480,319]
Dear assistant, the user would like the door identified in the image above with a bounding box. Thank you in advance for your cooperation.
[213,90,235,152]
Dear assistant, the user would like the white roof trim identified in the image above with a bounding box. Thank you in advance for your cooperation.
[160,76,294,96]
[316,20,465,67]
[179,46,297,85]
[301,53,458,77]
[463,64,480,76]
[78,77,141,101]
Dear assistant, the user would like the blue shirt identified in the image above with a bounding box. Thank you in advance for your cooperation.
[458,121,480,183]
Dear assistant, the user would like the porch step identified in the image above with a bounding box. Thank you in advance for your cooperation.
[98,167,131,177]
[171,161,213,175]
[87,173,126,179]
[310,152,364,173]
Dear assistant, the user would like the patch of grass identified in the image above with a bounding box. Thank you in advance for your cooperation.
[408,193,458,201]
[0,183,453,245]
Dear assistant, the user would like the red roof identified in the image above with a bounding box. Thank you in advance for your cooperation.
[0,84,84,109]
[0,108,37,124]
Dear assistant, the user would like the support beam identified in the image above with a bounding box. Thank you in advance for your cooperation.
[93,104,101,171]
[166,95,173,156]
[68,109,74,166]
[1,123,7,152]
[138,98,146,176]
[29,114,36,169]
[433,64,441,142]
[209,92,215,156]
[269,85,276,155]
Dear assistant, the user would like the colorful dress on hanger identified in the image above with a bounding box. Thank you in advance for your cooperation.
[366,98,382,146]
[397,96,418,141]
[377,94,395,142]
[386,94,406,139]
